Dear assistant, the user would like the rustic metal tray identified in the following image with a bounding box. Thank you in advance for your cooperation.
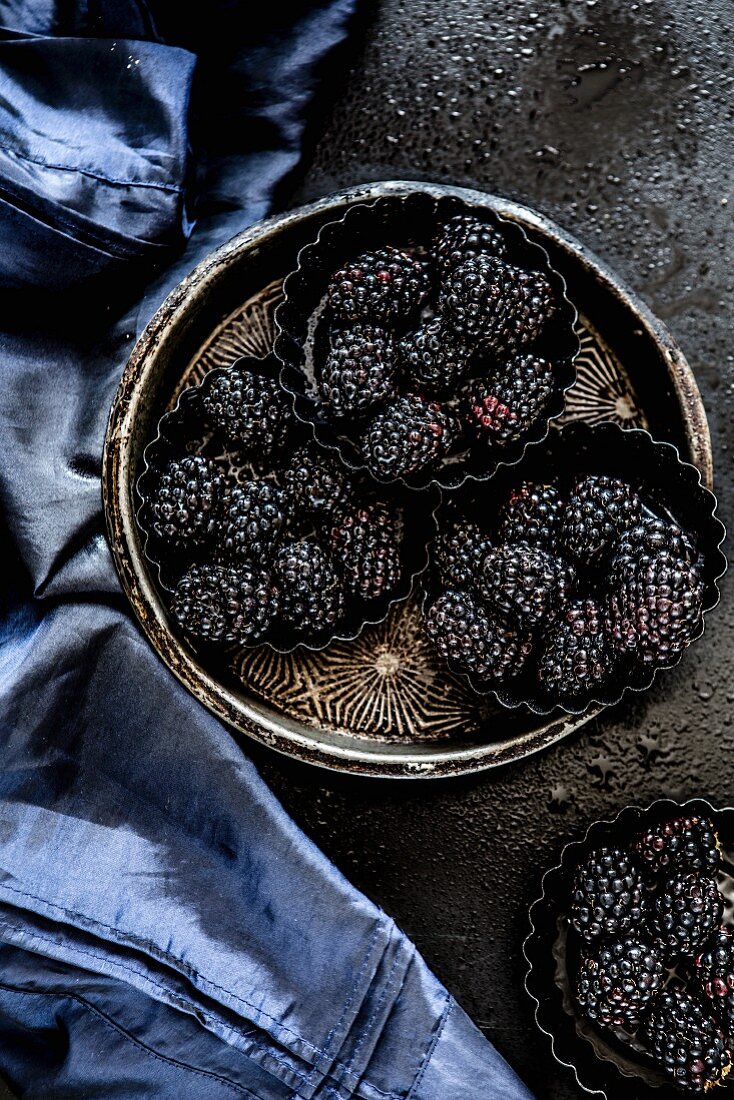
[102,180,713,778]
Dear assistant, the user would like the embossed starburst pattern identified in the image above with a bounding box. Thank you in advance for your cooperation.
[560,322,646,429]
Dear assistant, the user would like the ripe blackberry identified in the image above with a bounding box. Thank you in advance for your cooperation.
[275,538,345,635]
[330,500,402,601]
[650,872,723,964]
[641,989,731,1092]
[463,355,555,447]
[149,456,227,549]
[283,442,353,518]
[320,325,398,417]
[172,562,279,645]
[361,394,457,480]
[694,927,734,1036]
[202,366,293,454]
[220,480,287,564]
[616,515,698,568]
[432,214,507,278]
[571,848,647,945]
[634,816,720,879]
[433,520,493,589]
[606,546,705,666]
[477,543,574,628]
[399,319,470,395]
[423,589,532,681]
[441,255,557,355]
[537,597,615,700]
[576,937,664,1030]
[561,475,643,567]
[327,247,431,327]
[497,481,565,551]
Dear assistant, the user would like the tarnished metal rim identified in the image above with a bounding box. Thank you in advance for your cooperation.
[102,180,713,778]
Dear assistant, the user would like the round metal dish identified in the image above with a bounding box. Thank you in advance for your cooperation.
[102,180,714,778]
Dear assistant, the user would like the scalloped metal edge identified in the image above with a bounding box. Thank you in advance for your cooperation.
[420,422,727,717]
[274,192,579,493]
[523,796,734,1097]
[135,354,441,656]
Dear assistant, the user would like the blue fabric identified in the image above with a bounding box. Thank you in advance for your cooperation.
[0,2,535,1097]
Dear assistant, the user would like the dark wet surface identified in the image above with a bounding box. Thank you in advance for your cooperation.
[248,2,734,1097]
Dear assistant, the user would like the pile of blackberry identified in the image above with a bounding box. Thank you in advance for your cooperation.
[317,214,563,481]
[569,814,732,1092]
[421,472,705,705]
[143,362,407,648]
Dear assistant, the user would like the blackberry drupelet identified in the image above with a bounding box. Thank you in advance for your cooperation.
[605,546,705,666]
[694,927,734,1037]
[320,324,398,417]
[561,475,642,566]
[650,872,723,964]
[172,562,279,645]
[330,500,402,601]
[570,847,647,944]
[496,481,565,550]
[634,815,720,879]
[275,538,345,635]
[576,937,664,1030]
[149,456,227,549]
[441,255,557,355]
[327,247,431,327]
[361,394,457,480]
[537,597,615,700]
[433,520,493,589]
[220,480,287,564]
[641,989,731,1093]
[423,590,532,681]
[399,319,470,395]
[462,355,555,447]
[477,543,574,628]
[283,442,353,518]
[432,214,507,277]
[202,366,293,454]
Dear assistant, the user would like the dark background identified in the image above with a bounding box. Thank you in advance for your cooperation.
[255,2,734,1098]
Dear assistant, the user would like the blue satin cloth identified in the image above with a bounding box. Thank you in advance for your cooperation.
[0,3,534,1097]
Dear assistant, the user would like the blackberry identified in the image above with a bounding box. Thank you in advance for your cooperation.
[561,475,642,567]
[576,937,664,1030]
[616,515,698,568]
[330,500,402,601]
[423,589,532,681]
[432,214,507,278]
[327,247,431,327]
[441,255,557,355]
[283,442,353,518]
[361,394,457,481]
[571,848,647,945]
[463,356,555,447]
[202,366,293,455]
[634,816,720,879]
[606,546,705,666]
[641,989,731,1093]
[433,520,493,589]
[220,480,287,564]
[650,872,723,964]
[399,319,470,395]
[477,543,574,628]
[149,456,227,549]
[694,927,734,1037]
[497,481,565,551]
[275,538,345,635]
[320,325,398,417]
[537,597,615,700]
[172,562,279,645]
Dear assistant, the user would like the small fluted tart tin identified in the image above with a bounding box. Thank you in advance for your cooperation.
[524,798,734,1098]
[137,353,439,655]
[421,421,726,716]
[275,192,578,492]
